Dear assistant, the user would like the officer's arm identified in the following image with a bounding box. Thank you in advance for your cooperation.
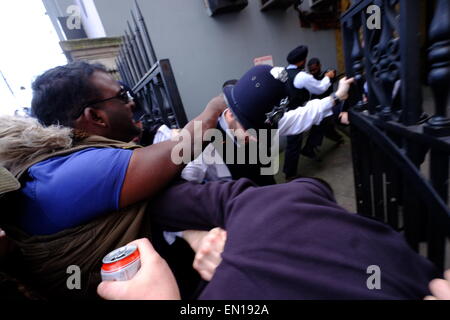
[294,72,332,95]
[119,95,226,208]
[279,77,355,136]
[278,97,334,136]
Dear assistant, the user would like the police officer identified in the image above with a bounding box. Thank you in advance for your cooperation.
[301,57,344,159]
[216,65,290,186]
[179,65,352,187]
[283,45,336,180]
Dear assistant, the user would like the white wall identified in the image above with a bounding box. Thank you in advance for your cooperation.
[75,0,106,38]
[43,0,106,40]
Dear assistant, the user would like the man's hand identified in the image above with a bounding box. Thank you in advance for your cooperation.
[192,228,227,281]
[339,112,349,125]
[335,77,355,101]
[424,270,450,300]
[325,70,336,79]
[97,238,180,300]
[183,228,227,281]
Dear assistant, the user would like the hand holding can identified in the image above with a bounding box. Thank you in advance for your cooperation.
[101,244,141,281]
[97,238,181,300]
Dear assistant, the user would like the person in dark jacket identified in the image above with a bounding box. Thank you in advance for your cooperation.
[97,177,440,300]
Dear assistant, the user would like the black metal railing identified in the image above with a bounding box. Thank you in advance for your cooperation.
[342,0,450,270]
[116,0,188,129]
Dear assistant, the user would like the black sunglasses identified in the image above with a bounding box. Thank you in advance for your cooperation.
[75,87,134,119]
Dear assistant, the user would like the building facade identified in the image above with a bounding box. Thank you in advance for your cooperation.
[43,0,339,119]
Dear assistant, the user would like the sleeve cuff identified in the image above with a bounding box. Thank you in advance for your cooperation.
[163,231,184,245]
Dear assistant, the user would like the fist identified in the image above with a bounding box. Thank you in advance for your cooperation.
[192,227,227,281]
[325,70,336,79]
[335,77,355,101]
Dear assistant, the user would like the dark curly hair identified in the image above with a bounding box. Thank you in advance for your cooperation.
[31,61,108,127]
[307,58,321,67]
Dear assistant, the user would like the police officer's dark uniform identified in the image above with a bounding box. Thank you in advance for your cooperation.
[283,45,312,179]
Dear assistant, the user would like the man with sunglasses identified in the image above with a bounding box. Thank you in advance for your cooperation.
[72,78,141,143]
[1,61,226,299]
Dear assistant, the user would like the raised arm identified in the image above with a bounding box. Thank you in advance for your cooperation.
[279,77,354,136]
[278,98,334,136]
[294,71,334,95]
[119,95,226,208]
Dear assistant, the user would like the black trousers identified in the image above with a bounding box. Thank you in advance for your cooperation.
[283,133,303,178]
[283,117,342,178]
[304,125,325,150]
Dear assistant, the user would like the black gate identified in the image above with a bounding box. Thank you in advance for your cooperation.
[116,0,188,129]
[342,0,450,270]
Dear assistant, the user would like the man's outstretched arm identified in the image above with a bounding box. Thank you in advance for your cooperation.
[119,95,226,208]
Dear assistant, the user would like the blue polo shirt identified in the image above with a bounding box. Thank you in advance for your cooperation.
[18,148,133,235]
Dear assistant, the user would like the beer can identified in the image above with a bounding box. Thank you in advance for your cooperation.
[101,244,141,281]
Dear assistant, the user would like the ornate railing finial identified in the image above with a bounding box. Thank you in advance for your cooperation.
[426,0,450,136]
[350,17,366,111]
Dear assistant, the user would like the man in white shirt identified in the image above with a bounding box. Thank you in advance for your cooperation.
[283,45,336,180]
